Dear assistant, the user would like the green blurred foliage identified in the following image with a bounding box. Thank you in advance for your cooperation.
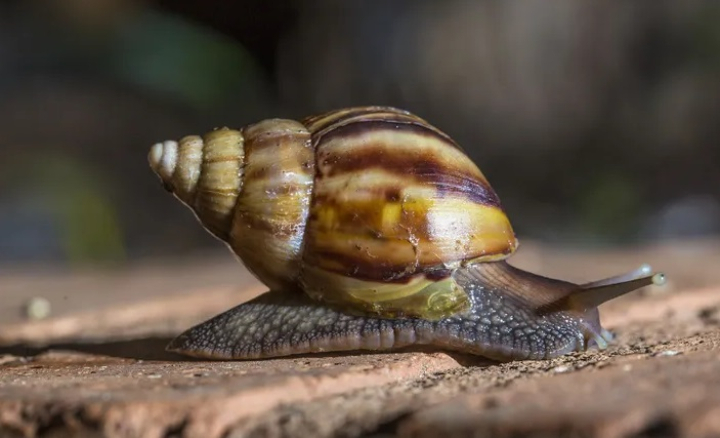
[576,173,642,245]
[110,10,265,109]
[2,153,125,266]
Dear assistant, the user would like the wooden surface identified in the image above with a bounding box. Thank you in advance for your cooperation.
[1,240,719,438]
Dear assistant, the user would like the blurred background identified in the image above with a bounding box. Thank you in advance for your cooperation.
[1,0,719,270]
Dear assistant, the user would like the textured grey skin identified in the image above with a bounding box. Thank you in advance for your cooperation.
[167,267,605,361]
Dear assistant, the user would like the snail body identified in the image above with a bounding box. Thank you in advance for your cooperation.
[150,106,665,361]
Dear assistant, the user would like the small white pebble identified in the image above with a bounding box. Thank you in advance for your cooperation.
[622,364,633,372]
[0,355,21,366]
[24,297,51,320]
[553,365,571,373]
[147,374,162,379]
[656,350,680,357]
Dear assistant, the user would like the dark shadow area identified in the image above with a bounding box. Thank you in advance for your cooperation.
[0,339,497,366]
[0,337,193,361]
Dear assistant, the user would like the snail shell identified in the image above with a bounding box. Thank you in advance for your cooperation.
[149,106,665,361]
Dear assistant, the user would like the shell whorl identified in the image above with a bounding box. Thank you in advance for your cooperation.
[294,107,519,318]
[226,119,315,291]
[301,107,517,278]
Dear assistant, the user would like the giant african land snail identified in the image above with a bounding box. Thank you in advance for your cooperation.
[149,106,665,361]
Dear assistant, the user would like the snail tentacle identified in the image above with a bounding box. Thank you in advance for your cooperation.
[567,265,666,313]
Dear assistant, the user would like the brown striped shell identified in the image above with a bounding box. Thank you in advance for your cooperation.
[149,106,518,320]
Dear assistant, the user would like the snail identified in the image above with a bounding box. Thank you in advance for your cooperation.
[149,106,665,361]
